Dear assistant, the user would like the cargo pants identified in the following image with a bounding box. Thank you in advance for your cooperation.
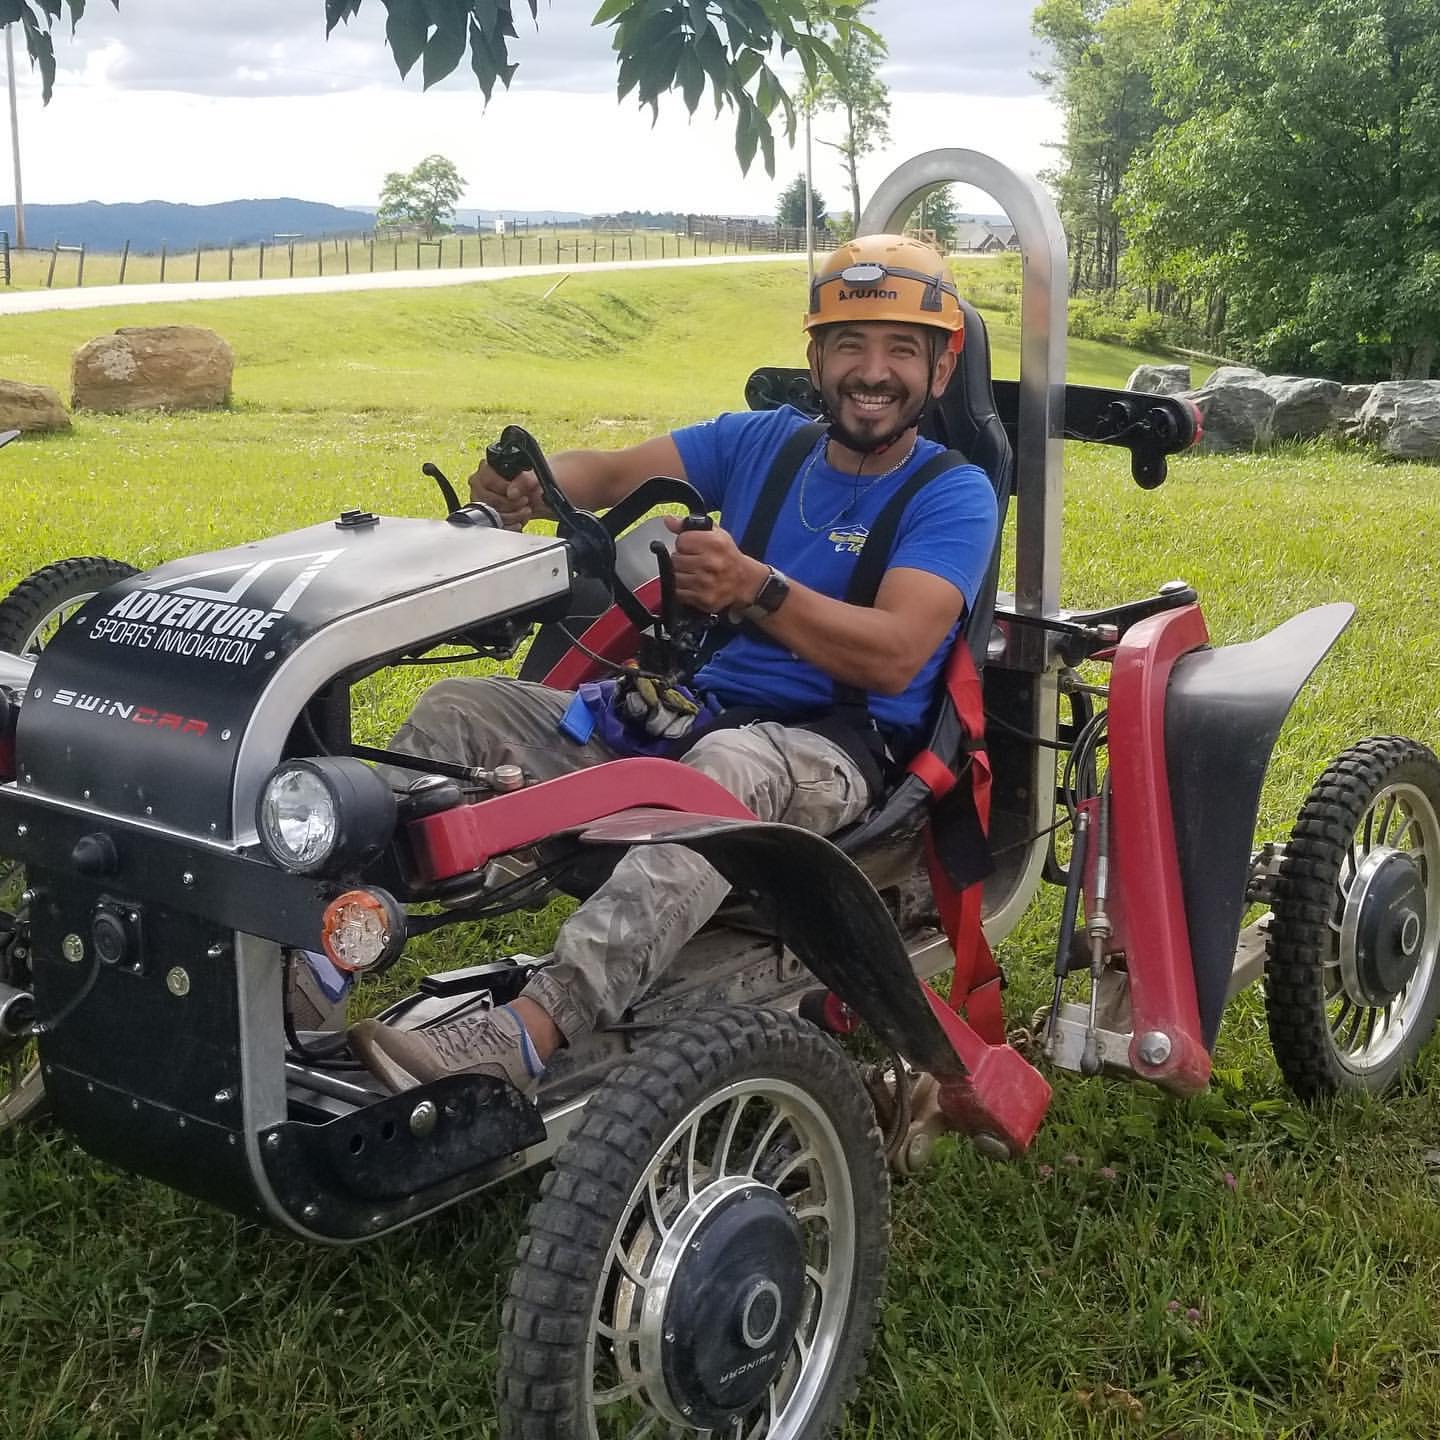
[389,676,870,1041]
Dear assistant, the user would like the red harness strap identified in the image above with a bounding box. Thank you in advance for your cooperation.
[908,643,1006,1045]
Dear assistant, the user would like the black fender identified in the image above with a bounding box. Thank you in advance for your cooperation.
[1165,602,1354,1047]
[576,809,961,1075]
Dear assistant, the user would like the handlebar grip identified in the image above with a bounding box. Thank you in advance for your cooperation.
[485,441,529,481]
[681,514,714,532]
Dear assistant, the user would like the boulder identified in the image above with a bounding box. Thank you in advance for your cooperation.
[1353,382,1440,460]
[1183,380,1276,453]
[1331,384,1373,437]
[71,326,233,413]
[1255,375,1343,440]
[1124,363,1192,395]
[1201,365,1266,389]
[0,378,70,433]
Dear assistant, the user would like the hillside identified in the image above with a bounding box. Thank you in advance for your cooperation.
[0,199,379,253]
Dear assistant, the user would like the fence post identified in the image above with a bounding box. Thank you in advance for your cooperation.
[344,239,350,275]
[288,241,295,279]
[77,245,86,286]
[318,240,323,276]
[458,236,464,267]
[369,238,374,272]
[159,243,168,283]
[227,243,234,280]
[194,245,201,282]
[259,242,266,279]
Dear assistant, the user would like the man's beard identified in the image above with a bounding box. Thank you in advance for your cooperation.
[821,382,931,456]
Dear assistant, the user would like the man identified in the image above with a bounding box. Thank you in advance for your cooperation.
[350,234,998,1095]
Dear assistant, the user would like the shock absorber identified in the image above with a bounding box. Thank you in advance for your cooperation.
[1080,776,1113,1076]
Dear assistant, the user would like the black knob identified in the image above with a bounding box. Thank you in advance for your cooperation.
[72,832,118,876]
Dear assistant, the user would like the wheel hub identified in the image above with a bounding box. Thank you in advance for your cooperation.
[646,1178,805,1430]
[1341,846,1428,1006]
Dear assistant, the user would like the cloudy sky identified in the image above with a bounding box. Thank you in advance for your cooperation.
[5,2,1061,216]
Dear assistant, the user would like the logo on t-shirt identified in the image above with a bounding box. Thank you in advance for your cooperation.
[828,526,868,555]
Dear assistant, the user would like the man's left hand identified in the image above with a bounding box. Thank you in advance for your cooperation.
[663,516,767,615]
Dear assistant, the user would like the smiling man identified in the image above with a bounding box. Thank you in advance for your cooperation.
[350,234,999,1096]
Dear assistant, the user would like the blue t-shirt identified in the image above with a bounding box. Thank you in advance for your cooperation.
[672,405,997,739]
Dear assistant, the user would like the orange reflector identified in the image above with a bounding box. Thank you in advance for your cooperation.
[321,888,401,973]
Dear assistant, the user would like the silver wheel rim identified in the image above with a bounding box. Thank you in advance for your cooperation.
[12,589,97,657]
[583,1077,857,1439]
[1325,779,1440,1072]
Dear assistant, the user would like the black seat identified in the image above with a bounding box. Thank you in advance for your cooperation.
[832,299,1014,859]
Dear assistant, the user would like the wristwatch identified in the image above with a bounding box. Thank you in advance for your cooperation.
[731,566,791,625]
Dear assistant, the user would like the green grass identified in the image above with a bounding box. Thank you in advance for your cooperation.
[1,263,1435,1438]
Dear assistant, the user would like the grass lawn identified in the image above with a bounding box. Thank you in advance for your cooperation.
[1,262,1437,1438]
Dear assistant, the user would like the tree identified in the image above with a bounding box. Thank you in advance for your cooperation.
[8,0,864,177]
[1031,0,1164,293]
[1124,0,1440,379]
[776,173,826,229]
[377,154,464,237]
[810,0,890,231]
[909,185,961,251]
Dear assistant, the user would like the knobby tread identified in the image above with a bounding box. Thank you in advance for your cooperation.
[497,1005,890,1440]
[0,556,137,655]
[1265,735,1440,1100]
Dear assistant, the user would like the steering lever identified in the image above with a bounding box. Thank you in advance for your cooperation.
[645,514,715,682]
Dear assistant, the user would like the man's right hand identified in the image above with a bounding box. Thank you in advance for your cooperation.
[469,460,546,530]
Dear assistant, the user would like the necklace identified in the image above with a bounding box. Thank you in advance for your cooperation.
[795,434,919,534]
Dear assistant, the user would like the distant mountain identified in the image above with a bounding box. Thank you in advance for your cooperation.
[0,200,380,253]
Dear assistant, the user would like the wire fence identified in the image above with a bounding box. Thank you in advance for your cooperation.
[2,217,837,291]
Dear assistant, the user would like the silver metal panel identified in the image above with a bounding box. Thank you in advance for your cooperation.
[231,541,571,843]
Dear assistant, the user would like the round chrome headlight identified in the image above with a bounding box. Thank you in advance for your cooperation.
[256,758,396,877]
[258,765,340,873]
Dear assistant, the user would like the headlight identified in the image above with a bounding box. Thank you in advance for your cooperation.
[256,758,396,876]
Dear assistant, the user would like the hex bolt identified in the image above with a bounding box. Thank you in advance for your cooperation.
[303,1203,320,1220]
[220,729,232,741]
[82,789,91,800]
[664,1331,676,1344]
[15,823,26,837]
[19,889,35,906]
[165,967,191,997]
[265,1132,282,1151]
[206,942,228,960]
[1137,1030,1173,1066]
[181,871,195,887]
[214,1088,235,1105]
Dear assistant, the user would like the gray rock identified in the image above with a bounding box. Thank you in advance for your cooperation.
[72,325,233,413]
[1331,385,1373,437]
[1254,375,1343,440]
[1199,365,1266,390]
[1183,382,1276,453]
[1354,382,1440,459]
[0,378,70,432]
[1124,363,1192,396]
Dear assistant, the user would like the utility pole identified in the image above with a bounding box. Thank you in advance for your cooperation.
[804,101,815,288]
[4,24,23,249]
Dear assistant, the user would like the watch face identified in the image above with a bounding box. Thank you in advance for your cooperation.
[758,569,790,612]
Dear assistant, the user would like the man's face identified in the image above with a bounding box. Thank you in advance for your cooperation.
[809,322,954,452]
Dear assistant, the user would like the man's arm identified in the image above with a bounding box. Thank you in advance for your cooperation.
[469,435,687,527]
[664,519,965,696]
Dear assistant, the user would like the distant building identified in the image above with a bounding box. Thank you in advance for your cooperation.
[952,220,1020,253]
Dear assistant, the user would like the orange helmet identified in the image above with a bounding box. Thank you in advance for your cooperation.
[805,233,964,347]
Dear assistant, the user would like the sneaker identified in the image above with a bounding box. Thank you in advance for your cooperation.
[349,1003,545,1096]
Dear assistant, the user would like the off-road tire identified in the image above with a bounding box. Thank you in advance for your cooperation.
[0,556,136,1129]
[498,1006,890,1440]
[0,555,137,657]
[1266,735,1440,1099]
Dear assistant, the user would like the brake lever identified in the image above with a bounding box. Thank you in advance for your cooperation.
[645,513,715,681]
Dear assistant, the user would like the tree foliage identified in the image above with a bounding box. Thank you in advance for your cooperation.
[776,172,826,228]
[902,184,961,250]
[1031,0,1163,292]
[10,0,867,177]
[377,153,465,237]
[810,0,889,230]
[1126,0,1440,379]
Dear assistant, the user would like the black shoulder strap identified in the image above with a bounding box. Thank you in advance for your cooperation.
[737,420,827,561]
[834,447,967,715]
[842,448,967,608]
